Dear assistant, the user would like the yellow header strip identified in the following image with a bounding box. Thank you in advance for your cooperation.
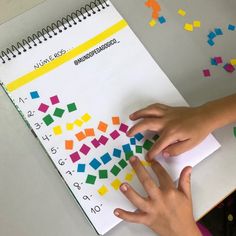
[6,19,128,92]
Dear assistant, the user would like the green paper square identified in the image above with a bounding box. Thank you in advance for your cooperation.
[152,134,159,141]
[125,151,134,161]
[143,140,154,151]
[234,127,236,138]
[43,114,54,126]
[99,170,108,179]
[110,165,121,176]
[53,108,65,118]
[86,174,96,184]
[118,159,128,169]
[136,145,143,154]
[67,103,77,112]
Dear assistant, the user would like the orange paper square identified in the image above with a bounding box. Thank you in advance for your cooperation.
[112,116,120,125]
[85,128,95,137]
[65,140,74,150]
[98,121,108,133]
[75,131,86,141]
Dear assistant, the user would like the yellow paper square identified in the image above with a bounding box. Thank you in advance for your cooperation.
[81,113,91,122]
[53,126,62,135]
[98,185,108,196]
[111,179,122,190]
[178,9,186,16]
[193,21,201,28]
[141,160,151,167]
[184,23,193,32]
[125,173,133,182]
[74,119,83,127]
[66,123,74,131]
[230,59,236,65]
[149,19,156,27]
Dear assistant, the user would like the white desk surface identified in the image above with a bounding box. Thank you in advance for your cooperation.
[0,0,236,236]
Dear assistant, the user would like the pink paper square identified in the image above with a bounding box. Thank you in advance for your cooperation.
[98,135,109,145]
[50,95,60,105]
[91,139,100,148]
[38,103,49,113]
[203,69,211,77]
[119,123,129,133]
[214,57,223,64]
[110,130,120,140]
[70,152,80,163]
[224,63,235,73]
[80,144,91,155]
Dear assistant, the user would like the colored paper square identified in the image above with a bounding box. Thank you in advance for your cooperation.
[75,131,86,141]
[53,108,65,118]
[66,123,74,131]
[141,160,151,167]
[67,103,77,112]
[228,24,235,31]
[86,175,96,185]
[203,69,211,77]
[74,119,83,127]
[125,151,134,161]
[215,28,223,35]
[70,152,80,163]
[125,173,133,182]
[149,19,156,27]
[208,31,216,39]
[193,21,201,28]
[98,135,109,145]
[80,144,91,155]
[158,16,166,24]
[98,185,108,196]
[77,164,86,172]
[65,140,74,150]
[211,58,217,66]
[136,145,143,154]
[207,39,215,46]
[178,9,186,16]
[122,144,132,153]
[91,138,100,148]
[112,116,120,125]
[130,138,136,145]
[119,123,129,133]
[234,127,236,138]
[38,103,49,113]
[110,165,121,176]
[50,95,60,105]
[152,134,159,141]
[110,130,120,140]
[85,128,95,137]
[230,59,236,65]
[135,133,144,141]
[99,169,108,179]
[214,57,223,64]
[81,113,91,122]
[223,63,235,73]
[143,140,154,151]
[30,91,40,99]
[111,179,122,190]
[43,114,54,126]
[101,153,112,164]
[118,159,128,169]
[184,23,193,32]
[53,126,62,135]
[113,148,122,158]
[89,158,101,170]
[98,121,108,133]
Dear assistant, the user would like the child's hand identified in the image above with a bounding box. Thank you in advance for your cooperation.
[127,103,213,160]
[114,156,201,236]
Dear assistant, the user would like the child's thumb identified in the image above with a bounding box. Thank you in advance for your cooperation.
[178,166,192,199]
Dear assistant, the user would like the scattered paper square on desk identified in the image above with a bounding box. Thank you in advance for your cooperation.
[193,21,201,28]
[178,9,186,16]
[184,23,193,32]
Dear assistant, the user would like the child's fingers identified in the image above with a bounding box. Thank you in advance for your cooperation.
[130,104,166,121]
[119,183,149,211]
[127,118,164,137]
[114,208,147,224]
[178,166,192,200]
[129,156,159,198]
[150,161,175,190]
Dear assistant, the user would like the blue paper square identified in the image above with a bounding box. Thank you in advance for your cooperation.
[210,58,217,66]
[214,28,223,35]
[113,148,121,158]
[228,24,235,31]
[134,133,144,141]
[130,138,136,145]
[77,164,86,172]
[30,91,40,99]
[158,16,166,24]
[100,153,112,164]
[89,158,101,170]
[207,39,215,46]
[208,31,216,39]
[122,144,132,153]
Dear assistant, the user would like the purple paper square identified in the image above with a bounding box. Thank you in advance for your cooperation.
[119,123,129,133]
[38,103,49,113]
[223,63,235,73]
[203,69,211,77]
[50,95,60,105]
[70,152,80,163]
[91,139,100,148]
[110,130,120,140]
[80,144,91,155]
[98,135,109,145]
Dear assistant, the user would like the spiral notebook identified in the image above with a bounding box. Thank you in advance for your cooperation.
[0,0,220,235]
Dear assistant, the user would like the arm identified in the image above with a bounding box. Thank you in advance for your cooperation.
[127,93,236,160]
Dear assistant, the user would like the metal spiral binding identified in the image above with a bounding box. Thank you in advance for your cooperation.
[0,0,109,64]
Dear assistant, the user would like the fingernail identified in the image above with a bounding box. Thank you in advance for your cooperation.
[163,152,170,158]
[120,184,128,192]
[129,156,136,163]
[114,210,120,216]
